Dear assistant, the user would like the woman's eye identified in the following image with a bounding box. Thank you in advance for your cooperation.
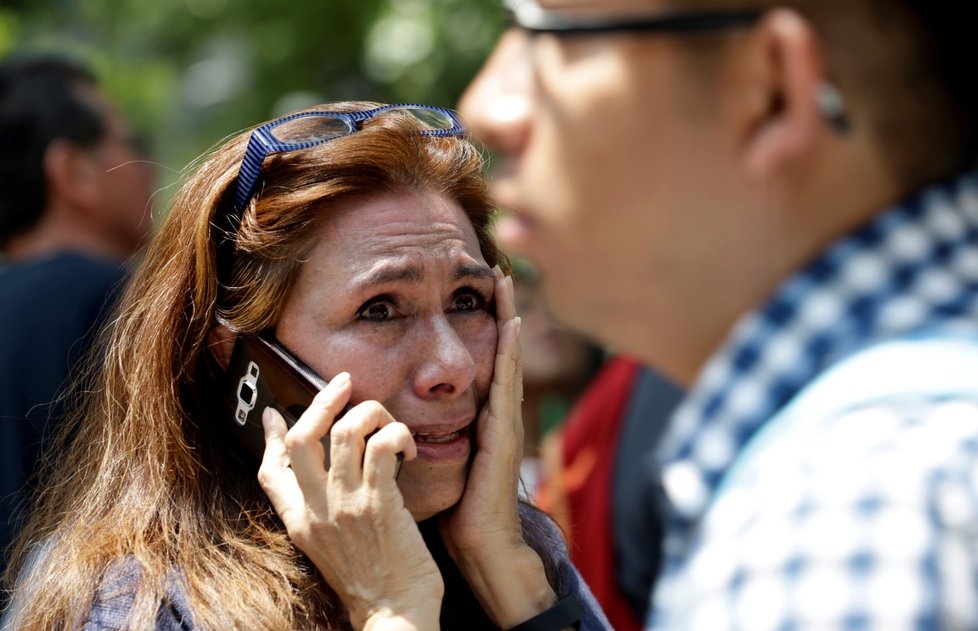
[358,301,394,321]
[452,289,488,313]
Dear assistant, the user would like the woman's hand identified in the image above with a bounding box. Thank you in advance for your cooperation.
[439,267,558,628]
[259,376,443,631]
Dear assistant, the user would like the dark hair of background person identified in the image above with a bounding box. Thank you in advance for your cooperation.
[0,55,106,248]
[1,103,574,631]
[683,0,978,195]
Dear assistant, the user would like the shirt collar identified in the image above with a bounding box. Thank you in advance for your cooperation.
[657,171,978,523]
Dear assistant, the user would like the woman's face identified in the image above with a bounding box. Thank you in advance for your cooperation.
[275,190,498,521]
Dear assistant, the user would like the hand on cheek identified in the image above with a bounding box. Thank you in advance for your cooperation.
[442,266,522,548]
[438,268,556,628]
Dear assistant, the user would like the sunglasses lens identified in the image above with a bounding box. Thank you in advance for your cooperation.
[398,107,457,131]
[271,116,353,144]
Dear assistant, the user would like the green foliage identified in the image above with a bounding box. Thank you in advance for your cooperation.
[0,10,21,56]
[3,0,506,206]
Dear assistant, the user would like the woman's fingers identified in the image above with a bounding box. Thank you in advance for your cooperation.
[466,267,523,468]
[439,290,527,575]
[490,314,523,416]
[256,377,442,621]
[493,266,517,325]
[363,421,416,486]
[261,403,290,467]
[486,315,523,451]
[270,366,406,497]
[496,315,522,389]
[328,399,396,490]
[509,310,524,407]
[285,372,352,486]
[258,406,302,515]
[491,267,521,411]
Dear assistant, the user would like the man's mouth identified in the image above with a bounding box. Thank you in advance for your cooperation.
[495,210,536,252]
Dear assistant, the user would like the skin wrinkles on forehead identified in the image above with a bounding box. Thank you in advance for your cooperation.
[337,213,491,287]
[294,203,494,323]
[295,193,493,327]
[347,262,495,292]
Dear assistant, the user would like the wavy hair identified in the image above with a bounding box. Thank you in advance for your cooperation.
[3,102,519,630]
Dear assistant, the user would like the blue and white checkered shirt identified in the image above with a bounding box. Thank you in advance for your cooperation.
[648,172,978,630]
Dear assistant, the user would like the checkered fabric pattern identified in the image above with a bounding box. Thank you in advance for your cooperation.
[648,172,978,630]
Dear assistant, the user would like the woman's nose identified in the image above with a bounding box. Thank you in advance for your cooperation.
[412,316,478,400]
[458,28,534,157]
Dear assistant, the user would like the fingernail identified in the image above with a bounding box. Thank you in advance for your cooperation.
[332,372,351,387]
[262,406,273,428]
[513,316,522,336]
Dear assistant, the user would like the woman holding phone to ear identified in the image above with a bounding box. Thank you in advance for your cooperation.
[3,102,609,631]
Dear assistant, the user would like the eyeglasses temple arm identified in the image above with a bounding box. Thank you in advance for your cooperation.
[233,131,272,215]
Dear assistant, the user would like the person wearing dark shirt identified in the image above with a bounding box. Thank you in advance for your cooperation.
[0,55,153,574]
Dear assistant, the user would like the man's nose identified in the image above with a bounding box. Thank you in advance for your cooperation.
[458,28,534,154]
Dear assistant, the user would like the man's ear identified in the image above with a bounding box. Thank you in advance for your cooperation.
[737,9,826,179]
[43,138,102,211]
[207,323,237,371]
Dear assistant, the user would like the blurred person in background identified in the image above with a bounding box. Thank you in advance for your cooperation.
[0,54,154,575]
[547,359,683,631]
[463,0,978,628]
[511,258,603,497]
[514,258,683,631]
[515,260,684,631]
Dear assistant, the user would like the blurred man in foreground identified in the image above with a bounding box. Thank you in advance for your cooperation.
[462,0,978,627]
[0,55,153,572]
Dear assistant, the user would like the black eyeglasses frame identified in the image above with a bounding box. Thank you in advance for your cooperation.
[508,3,764,37]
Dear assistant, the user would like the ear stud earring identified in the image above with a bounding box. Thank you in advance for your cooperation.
[817,81,851,135]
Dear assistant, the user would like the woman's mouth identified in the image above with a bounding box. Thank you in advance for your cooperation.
[411,425,472,461]
[414,431,461,444]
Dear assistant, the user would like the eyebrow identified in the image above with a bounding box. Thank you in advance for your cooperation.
[456,264,495,282]
[352,262,494,291]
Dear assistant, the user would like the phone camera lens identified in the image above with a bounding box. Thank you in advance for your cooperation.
[239,382,256,405]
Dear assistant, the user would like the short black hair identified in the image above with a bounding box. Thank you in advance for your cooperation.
[0,54,106,247]
[678,0,978,194]
[895,1,978,172]
[822,0,978,191]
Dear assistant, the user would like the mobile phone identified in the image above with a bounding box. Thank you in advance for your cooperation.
[222,334,402,477]
[223,333,331,467]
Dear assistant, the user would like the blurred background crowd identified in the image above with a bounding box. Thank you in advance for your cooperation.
[0,0,506,206]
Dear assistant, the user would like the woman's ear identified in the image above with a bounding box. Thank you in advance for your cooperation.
[207,323,236,371]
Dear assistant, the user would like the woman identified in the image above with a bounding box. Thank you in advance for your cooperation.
[3,102,608,630]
